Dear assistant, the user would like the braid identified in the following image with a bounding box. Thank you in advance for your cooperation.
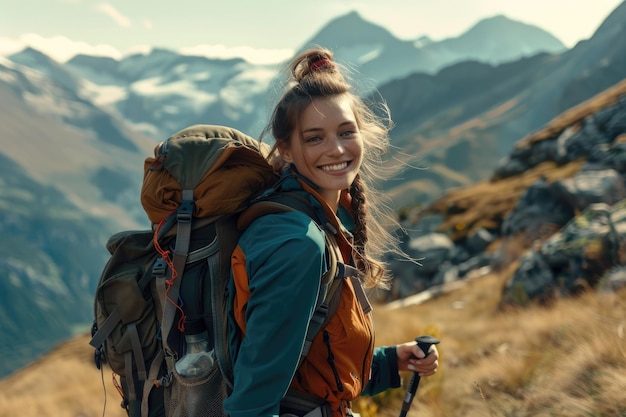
[350,174,368,254]
[350,175,385,286]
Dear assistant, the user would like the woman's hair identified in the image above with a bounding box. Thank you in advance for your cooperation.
[262,47,407,289]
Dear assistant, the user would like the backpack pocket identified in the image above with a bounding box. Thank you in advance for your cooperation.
[96,267,160,377]
[165,351,227,417]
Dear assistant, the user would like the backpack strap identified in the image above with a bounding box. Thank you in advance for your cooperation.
[237,190,323,231]
[160,189,194,358]
[128,322,147,381]
[238,191,363,365]
[209,214,239,391]
[300,236,368,359]
[89,308,121,349]
[141,350,165,417]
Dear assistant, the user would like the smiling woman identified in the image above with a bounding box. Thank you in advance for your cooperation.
[262,48,399,286]
[223,47,439,417]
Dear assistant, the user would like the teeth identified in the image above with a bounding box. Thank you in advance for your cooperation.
[321,162,348,171]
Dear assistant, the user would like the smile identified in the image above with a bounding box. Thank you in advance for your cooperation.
[320,161,350,172]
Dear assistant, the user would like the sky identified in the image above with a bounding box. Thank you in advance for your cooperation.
[0,0,623,64]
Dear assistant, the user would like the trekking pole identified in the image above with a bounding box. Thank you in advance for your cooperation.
[398,335,440,417]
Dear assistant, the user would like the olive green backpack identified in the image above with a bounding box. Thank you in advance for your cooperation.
[89,125,352,417]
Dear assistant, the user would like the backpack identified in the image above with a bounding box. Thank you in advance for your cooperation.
[89,125,357,417]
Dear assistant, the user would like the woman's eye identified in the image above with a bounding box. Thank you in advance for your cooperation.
[340,130,356,137]
[305,136,322,143]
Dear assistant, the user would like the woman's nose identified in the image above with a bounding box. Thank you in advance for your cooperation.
[327,135,345,155]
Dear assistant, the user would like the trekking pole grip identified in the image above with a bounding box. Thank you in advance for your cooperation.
[398,335,440,417]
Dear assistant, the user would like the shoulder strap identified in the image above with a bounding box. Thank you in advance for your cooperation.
[210,214,239,390]
[237,191,324,231]
[238,191,361,364]
[160,189,194,356]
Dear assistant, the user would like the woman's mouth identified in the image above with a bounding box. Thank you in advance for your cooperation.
[320,161,350,172]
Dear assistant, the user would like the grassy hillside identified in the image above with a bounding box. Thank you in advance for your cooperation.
[1,266,624,417]
[357,269,626,416]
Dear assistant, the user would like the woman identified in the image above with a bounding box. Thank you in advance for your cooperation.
[224,47,438,417]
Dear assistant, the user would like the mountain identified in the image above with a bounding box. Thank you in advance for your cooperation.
[7,48,143,153]
[0,151,113,377]
[555,3,626,112]
[64,49,274,140]
[295,11,432,87]
[379,0,626,208]
[5,12,565,143]
[0,55,154,226]
[298,11,565,88]
[68,11,563,141]
[424,15,565,65]
[0,57,154,377]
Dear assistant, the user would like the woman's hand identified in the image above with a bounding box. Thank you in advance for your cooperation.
[396,341,439,377]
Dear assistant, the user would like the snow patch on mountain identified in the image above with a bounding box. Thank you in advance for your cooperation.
[81,83,128,107]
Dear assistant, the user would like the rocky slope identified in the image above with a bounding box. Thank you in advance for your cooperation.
[388,78,626,303]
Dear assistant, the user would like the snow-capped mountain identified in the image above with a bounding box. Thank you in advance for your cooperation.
[65,49,277,140]
[6,11,567,143]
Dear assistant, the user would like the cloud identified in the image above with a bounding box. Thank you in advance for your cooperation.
[0,34,122,62]
[0,36,291,66]
[179,44,293,65]
[0,38,25,57]
[96,3,132,28]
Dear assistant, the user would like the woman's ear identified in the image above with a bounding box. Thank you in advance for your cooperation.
[278,142,293,164]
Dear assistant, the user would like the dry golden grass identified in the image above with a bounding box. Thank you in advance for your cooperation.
[421,159,585,242]
[1,265,624,417]
[0,335,127,417]
[353,269,626,417]
[517,78,626,148]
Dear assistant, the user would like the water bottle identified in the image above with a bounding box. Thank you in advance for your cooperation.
[175,322,214,378]
[175,321,215,416]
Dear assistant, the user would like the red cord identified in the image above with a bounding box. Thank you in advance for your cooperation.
[153,214,186,332]
[112,372,124,399]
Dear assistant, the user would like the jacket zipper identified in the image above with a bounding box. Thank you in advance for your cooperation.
[323,330,344,392]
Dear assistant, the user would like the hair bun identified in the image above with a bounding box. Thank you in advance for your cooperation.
[291,49,335,82]
[309,56,332,72]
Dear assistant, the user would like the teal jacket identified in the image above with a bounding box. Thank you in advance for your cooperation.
[224,173,401,417]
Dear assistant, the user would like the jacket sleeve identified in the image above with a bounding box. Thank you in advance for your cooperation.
[224,211,326,417]
[361,345,401,396]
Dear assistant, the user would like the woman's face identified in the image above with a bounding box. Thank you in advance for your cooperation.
[279,95,363,207]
